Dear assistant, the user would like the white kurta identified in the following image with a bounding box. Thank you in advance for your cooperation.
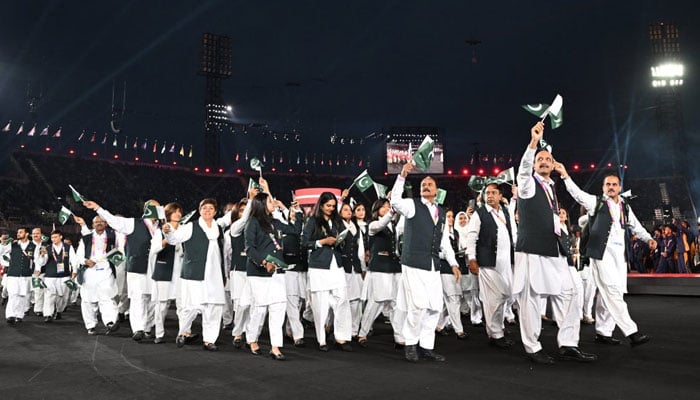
[75,232,118,303]
[165,218,226,307]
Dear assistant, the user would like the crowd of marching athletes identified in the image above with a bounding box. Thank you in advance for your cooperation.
[1,122,698,364]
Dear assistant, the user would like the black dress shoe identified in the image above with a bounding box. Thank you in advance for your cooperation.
[222,323,233,331]
[489,337,514,349]
[6,317,16,325]
[456,332,469,340]
[595,334,621,345]
[106,321,120,335]
[87,328,97,335]
[269,351,287,361]
[44,316,53,323]
[35,312,43,317]
[154,337,165,344]
[233,337,243,348]
[54,312,62,320]
[526,350,555,365]
[318,344,329,352]
[143,331,154,340]
[628,332,651,347]
[203,342,219,351]
[394,343,405,350]
[132,330,145,341]
[184,333,200,345]
[418,347,446,362]
[358,338,369,348]
[436,329,451,337]
[335,342,353,352]
[293,339,306,348]
[404,345,419,362]
[176,335,186,348]
[558,346,597,362]
[15,318,23,324]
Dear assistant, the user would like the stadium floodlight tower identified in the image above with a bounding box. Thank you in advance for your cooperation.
[649,22,686,176]
[198,33,232,168]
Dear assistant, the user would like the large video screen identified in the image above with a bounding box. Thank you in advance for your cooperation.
[386,127,444,174]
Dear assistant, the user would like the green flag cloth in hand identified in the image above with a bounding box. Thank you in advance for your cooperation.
[64,280,78,291]
[435,188,447,205]
[468,176,487,193]
[522,94,563,129]
[264,254,289,270]
[32,277,47,289]
[58,206,73,225]
[105,249,125,265]
[142,203,165,220]
[412,135,434,172]
[248,178,263,192]
[522,103,550,118]
[495,167,515,184]
[374,182,388,198]
[68,184,85,202]
[181,210,196,224]
[335,228,350,246]
[352,169,375,192]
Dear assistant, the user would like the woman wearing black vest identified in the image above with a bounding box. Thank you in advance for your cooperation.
[357,198,404,348]
[279,204,306,347]
[301,192,353,352]
[243,192,290,360]
[150,203,184,344]
[339,203,365,339]
[352,202,369,276]
[163,198,226,351]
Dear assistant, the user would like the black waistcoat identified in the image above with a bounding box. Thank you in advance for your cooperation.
[126,220,152,274]
[231,234,248,272]
[339,225,362,274]
[152,242,176,281]
[475,206,514,267]
[181,222,225,281]
[581,197,631,261]
[7,241,36,277]
[400,198,446,271]
[515,180,566,257]
[369,225,401,273]
[44,245,71,278]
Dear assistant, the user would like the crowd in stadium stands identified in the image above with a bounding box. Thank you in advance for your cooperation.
[1,150,698,274]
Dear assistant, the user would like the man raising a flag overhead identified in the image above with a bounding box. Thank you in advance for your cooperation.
[513,121,596,364]
[390,160,460,362]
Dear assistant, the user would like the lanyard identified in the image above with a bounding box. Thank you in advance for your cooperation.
[490,208,507,226]
[51,246,64,262]
[91,234,108,258]
[534,175,558,212]
[269,227,282,250]
[606,199,624,226]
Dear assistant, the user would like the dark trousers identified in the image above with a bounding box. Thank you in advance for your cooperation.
[656,258,675,273]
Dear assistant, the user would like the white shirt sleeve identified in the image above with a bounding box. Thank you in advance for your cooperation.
[164,223,193,245]
[627,207,653,243]
[465,211,482,262]
[516,147,537,200]
[230,203,252,237]
[390,175,416,218]
[74,240,86,272]
[368,212,394,236]
[563,177,598,215]
[80,224,91,236]
[97,208,135,235]
[216,210,233,229]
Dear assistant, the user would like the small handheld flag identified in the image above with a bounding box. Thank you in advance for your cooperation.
[351,169,375,192]
[68,185,86,202]
[58,206,73,225]
[412,135,434,172]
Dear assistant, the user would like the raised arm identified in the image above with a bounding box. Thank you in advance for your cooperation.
[517,122,545,200]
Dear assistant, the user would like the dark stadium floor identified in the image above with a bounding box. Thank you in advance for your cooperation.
[1,295,698,400]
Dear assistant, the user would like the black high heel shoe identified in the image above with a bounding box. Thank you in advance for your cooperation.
[269,351,287,361]
[250,346,261,355]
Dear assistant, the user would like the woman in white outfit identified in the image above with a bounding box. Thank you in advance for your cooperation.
[338,203,365,338]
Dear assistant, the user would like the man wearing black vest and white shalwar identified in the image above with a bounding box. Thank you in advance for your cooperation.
[466,183,515,348]
[390,161,460,362]
[556,164,656,347]
[513,122,597,364]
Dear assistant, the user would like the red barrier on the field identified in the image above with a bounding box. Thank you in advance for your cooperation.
[293,188,342,207]
[628,273,700,278]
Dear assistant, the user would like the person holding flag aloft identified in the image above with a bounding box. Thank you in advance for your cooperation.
[513,121,596,364]
[390,160,460,362]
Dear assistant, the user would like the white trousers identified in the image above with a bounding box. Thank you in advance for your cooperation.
[154,300,183,339]
[478,266,511,339]
[32,286,44,313]
[437,294,464,334]
[310,287,352,344]
[591,246,638,336]
[42,277,69,316]
[178,304,223,344]
[81,298,118,329]
[222,291,234,326]
[349,299,362,336]
[403,308,440,349]
[247,301,286,347]
[231,299,250,337]
[464,289,482,324]
[580,267,597,319]
[129,294,155,332]
[359,299,405,343]
[285,294,305,340]
[115,263,129,314]
[6,294,29,319]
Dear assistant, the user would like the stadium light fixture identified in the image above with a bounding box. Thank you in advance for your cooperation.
[651,62,684,88]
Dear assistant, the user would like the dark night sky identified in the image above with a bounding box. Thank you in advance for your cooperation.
[0,0,698,177]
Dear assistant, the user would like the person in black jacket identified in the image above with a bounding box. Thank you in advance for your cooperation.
[244,192,291,360]
[301,192,353,352]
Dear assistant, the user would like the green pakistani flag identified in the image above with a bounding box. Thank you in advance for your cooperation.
[373,182,388,198]
[335,228,350,246]
[352,169,375,192]
[248,178,263,192]
[142,203,165,220]
[64,280,78,291]
[495,167,515,184]
[264,254,289,270]
[105,249,125,265]
[522,103,550,118]
[468,176,487,193]
[181,209,196,224]
[68,184,85,202]
[58,206,73,225]
[522,94,563,130]
[32,277,47,289]
[412,135,434,172]
[2,236,13,245]
[435,188,447,205]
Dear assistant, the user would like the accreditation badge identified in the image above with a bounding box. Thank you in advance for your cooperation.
[56,262,65,274]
